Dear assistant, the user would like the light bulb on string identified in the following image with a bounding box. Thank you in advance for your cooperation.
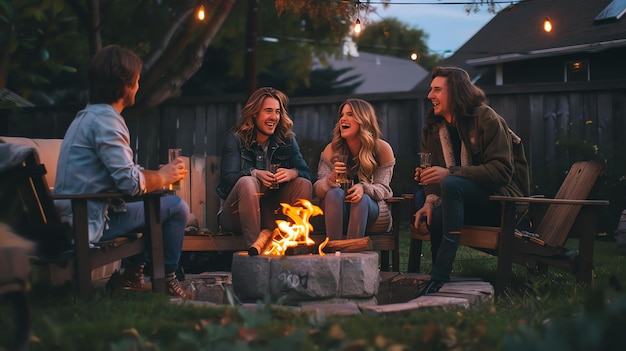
[543,17,552,32]
[197,5,206,21]
[354,18,362,34]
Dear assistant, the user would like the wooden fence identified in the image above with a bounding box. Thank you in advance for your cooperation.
[1,85,624,232]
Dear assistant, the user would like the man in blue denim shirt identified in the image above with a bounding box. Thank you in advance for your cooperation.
[54,45,191,299]
[217,87,313,247]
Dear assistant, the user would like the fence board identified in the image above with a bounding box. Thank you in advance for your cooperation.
[2,88,624,233]
[190,155,208,229]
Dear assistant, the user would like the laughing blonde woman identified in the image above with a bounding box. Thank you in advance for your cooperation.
[313,98,395,240]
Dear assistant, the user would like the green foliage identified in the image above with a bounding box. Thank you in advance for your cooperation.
[504,286,626,350]
[354,17,442,71]
[3,238,626,351]
[182,0,353,96]
[1,0,85,104]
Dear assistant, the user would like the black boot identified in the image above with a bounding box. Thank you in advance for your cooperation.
[430,235,460,282]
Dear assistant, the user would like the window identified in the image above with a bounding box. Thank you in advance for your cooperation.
[565,60,590,82]
[594,0,626,24]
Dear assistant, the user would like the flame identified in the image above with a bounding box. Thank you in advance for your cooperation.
[318,236,329,256]
[262,199,324,256]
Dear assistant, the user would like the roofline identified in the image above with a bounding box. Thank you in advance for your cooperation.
[465,38,626,65]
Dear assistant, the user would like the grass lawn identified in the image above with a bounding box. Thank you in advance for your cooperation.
[2,225,626,350]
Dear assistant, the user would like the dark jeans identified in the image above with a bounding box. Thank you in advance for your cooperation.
[414,176,501,282]
[101,194,189,274]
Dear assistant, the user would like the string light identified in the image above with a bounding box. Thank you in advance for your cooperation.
[543,17,552,32]
[354,18,362,33]
[196,4,206,21]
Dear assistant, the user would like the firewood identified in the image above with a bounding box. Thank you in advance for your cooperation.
[322,237,373,253]
[248,229,274,256]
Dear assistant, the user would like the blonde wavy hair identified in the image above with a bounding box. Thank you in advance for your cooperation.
[331,98,382,184]
[231,87,295,149]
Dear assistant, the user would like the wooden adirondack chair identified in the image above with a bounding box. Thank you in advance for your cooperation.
[0,142,167,297]
[407,160,609,295]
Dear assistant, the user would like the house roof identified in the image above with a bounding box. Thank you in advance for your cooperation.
[319,50,429,94]
[416,0,626,90]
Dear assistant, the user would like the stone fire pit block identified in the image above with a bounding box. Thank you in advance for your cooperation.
[231,252,380,303]
[269,254,341,300]
[339,251,380,297]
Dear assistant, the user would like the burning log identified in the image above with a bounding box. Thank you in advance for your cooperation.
[322,237,373,253]
[248,229,274,256]
[284,237,373,256]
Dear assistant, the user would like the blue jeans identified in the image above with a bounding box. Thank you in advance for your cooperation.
[101,194,190,274]
[322,187,379,240]
[414,176,500,282]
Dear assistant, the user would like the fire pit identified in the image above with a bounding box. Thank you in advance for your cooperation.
[232,251,380,304]
[231,200,381,305]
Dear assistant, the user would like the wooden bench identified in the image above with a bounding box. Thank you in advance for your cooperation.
[177,155,404,272]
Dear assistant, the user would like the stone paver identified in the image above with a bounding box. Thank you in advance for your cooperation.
[181,270,494,316]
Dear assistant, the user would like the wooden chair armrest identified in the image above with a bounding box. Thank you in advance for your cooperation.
[490,195,609,206]
[51,189,171,202]
[385,196,405,204]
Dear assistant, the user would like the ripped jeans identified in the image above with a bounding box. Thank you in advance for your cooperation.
[414,176,500,282]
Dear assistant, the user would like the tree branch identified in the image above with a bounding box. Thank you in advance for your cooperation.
[138,0,236,109]
[143,7,194,71]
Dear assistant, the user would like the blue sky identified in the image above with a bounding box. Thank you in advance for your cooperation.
[366,1,502,55]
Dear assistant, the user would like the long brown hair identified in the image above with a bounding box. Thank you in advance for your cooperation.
[231,87,295,149]
[331,98,381,183]
[428,66,487,124]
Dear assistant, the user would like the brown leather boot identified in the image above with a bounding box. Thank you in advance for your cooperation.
[166,273,192,300]
[121,263,151,291]
[106,263,151,293]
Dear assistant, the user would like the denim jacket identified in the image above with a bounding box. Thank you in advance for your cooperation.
[216,132,312,200]
[54,104,146,244]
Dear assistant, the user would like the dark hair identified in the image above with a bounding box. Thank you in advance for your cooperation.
[431,66,486,119]
[232,87,294,149]
[88,45,142,104]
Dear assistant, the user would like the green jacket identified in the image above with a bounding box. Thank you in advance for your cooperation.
[421,104,530,198]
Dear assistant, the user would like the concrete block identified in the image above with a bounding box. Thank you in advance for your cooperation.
[231,253,272,300]
[338,251,380,297]
[270,255,341,300]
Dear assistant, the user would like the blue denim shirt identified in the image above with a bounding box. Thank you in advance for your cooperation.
[53,104,146,243]
[216,132,312,200]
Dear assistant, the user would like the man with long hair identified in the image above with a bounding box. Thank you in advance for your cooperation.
[413,66,529,295]
[54,45,191,299]
[216,87,312,247]
[314,98,395,239]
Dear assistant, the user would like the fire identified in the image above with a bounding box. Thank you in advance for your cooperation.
[262,199,326,256]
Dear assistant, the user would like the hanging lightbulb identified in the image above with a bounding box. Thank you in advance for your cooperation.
[197,4,206,21]
[354,18,362,34]
[543,17,552,32]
